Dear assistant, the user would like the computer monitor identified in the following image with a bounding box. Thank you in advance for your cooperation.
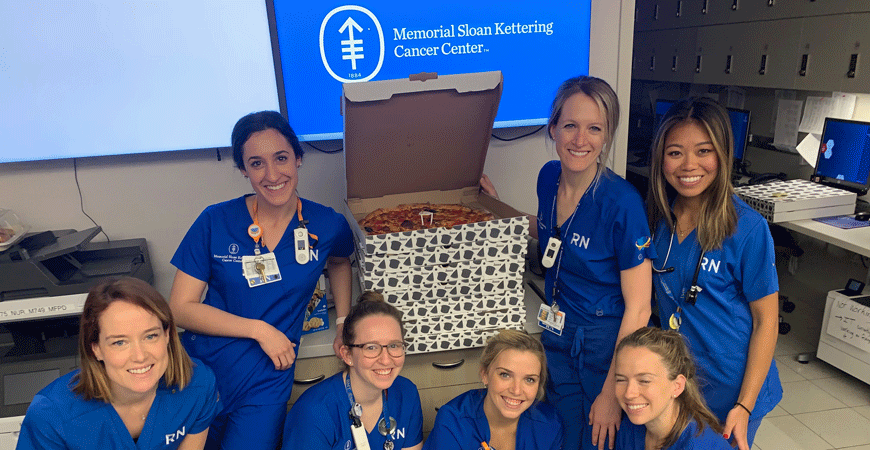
[811,117,870,196]
[654,99,675,127]
[728,107,751,166]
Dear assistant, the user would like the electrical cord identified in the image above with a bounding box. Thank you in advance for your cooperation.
[305,141,343,154]
[491,125,545,142]
[73,158,110,242]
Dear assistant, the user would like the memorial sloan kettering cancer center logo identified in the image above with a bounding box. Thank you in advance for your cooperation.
[320,5,385,83]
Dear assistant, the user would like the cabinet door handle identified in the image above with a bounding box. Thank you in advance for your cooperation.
[432,359,465,369]
[294,374,326,385]
[847,54,858,78]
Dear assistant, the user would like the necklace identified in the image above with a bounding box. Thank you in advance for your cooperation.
[676,217,695,239]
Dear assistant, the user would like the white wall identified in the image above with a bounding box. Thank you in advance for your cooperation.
[0,0,636,298]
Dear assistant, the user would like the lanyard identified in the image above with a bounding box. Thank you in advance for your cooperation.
[548,174,583,309]
[247,197,318,255]
[654,228,705,330]
[296,197,319,245]
[344,374,395,450]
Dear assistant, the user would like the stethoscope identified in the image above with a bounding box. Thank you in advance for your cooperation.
[344,374,396,450]
[653,227,705,306]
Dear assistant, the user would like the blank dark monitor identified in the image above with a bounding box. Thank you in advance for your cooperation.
[728,107,750,164]
[655,99,675,127]
[811,117,870,195]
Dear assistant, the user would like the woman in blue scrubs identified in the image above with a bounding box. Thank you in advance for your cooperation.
[283,292,423,450]
[424,329,563,450]
[18,277,220,450]
[647,98,781,450]
[169,111,353,450]
[613,327,729,450]
[535,76,654,450]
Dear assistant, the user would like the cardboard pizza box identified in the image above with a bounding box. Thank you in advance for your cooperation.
[341,71,529,255]
[735,179,856,222]
[341,71,529,350]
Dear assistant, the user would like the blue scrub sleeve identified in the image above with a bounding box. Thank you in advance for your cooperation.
[171,208,214,282]
[187,364,222,435]
[611,194,655,271]
[422,404,464,450]
[17,396,65,450]
[282,397,336,449]
[736,219,778,302]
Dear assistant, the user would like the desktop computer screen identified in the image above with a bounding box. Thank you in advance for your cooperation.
[728,108,750,164]
[812,117,870,195]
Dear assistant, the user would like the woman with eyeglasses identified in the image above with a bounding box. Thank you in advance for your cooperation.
[282,291,422,450]
[423,329,564,450]
[647,97,781,450]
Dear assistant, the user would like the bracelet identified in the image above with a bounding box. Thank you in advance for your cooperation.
[734,402,752,416]
[335,316,346,326]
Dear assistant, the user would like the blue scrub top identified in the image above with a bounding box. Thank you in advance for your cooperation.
[282,373,423,450]
[171,195,353,410]
[423,389,564,450]
[652,196,782,421]
[616,417,731,450]
[17,359,221,450]
[536,161,655,322]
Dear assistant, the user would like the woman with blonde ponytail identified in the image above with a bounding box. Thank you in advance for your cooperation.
[613,327,729,449]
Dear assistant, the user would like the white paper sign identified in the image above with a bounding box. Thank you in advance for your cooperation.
[799,97,833,134]
[774,99,803,148]
[826,297,870,353]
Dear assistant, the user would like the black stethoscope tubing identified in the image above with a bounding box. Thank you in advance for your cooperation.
[652,229,705,305]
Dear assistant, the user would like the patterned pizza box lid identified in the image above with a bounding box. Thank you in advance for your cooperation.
[735,179,856,222]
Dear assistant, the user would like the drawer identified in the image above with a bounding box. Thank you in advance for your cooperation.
[290,354,342,405]
[419,383,480,433]
[401,347,483,390]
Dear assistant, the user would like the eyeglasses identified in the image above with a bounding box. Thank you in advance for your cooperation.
[347,341,407,358]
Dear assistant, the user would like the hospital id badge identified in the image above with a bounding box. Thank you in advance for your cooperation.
[242,253,282,287]
[538,303,565,336]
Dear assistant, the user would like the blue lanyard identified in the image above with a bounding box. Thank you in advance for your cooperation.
[548,175,583,306]
[344,373,395,449]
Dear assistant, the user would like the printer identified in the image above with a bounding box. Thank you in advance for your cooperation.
[0,226,153,440]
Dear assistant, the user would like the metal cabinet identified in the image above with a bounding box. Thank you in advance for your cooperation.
[840,12,870,94]
[794,15,850,92]
[739,20,803,89]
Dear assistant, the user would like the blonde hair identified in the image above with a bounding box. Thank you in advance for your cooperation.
[647,97,737,251]
[73,277,193,402]
[547,76,620,189]
[616,327,722,448]
[480,329,547,400]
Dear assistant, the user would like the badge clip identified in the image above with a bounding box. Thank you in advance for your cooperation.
[541,236,561,268]
[294,227,310,264]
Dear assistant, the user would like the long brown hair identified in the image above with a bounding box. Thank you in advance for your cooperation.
[73,277,193,402]
[647,97,737,251]
[616,327,722,448]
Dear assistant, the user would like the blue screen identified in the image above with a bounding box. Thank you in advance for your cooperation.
[728,108,750,162]
[816,119,870,185]
[271,1,592,141]
[655,100,674,127]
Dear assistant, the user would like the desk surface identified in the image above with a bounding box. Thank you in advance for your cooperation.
[780,219,870,258]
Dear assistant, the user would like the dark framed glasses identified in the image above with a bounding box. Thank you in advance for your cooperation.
[347,341,407,358]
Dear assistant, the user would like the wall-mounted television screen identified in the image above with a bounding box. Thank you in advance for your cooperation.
[1,1,280,164]
[269,1,592,141]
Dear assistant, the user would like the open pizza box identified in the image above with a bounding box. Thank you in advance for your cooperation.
[342,71,529,353]
[341,70,529,258]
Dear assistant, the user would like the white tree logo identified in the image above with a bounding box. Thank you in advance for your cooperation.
[319,5,385,83]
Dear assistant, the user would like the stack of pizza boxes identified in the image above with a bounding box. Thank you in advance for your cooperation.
[342,71,529,354]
